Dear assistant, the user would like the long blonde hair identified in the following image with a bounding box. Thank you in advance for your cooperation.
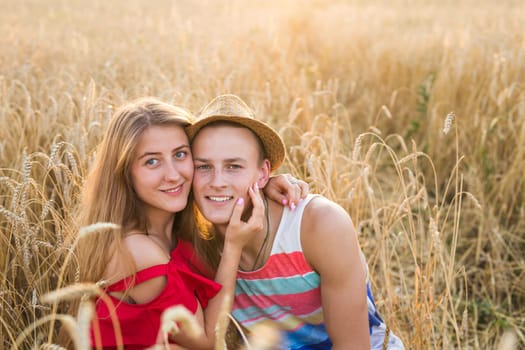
[75,97,194,284]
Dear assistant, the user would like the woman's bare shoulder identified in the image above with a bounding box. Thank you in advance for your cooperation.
[104,233,170,282]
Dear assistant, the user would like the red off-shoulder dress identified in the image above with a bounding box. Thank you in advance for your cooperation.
[90,240,221,349]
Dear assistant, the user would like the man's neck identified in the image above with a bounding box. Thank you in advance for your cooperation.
[238,198,285,271]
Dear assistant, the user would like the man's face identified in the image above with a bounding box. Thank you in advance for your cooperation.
[191,124,269,233]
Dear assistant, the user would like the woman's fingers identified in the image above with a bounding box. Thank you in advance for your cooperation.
[283,175,309,211]
[225,183,264,247]
[263,176,284,204]
[228,197,245,228]
[224,197,247,246]
[247,183,264,226]
[295,178,309,199]
[263,173,309,211]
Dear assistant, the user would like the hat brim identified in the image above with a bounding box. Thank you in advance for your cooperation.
[186,115,285,172]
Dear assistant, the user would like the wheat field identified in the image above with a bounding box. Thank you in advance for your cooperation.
[1,0,524,349]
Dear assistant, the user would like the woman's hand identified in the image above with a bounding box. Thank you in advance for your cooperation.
[192,183,266,350]
[264,173,309,210]
[224,183,265,248]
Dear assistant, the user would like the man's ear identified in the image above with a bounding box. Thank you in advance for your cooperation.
[258,159,271,188]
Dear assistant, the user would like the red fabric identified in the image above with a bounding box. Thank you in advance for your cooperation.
[173,239,216,279]
[90,240,221,349]
[105,264,168,292]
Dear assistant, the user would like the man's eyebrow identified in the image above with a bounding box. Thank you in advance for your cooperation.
[224,157,247,163]
[193,157,247,163]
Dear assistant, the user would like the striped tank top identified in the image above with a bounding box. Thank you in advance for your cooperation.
[232,195,403,350]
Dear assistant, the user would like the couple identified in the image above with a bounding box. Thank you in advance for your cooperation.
[76,94,404,349]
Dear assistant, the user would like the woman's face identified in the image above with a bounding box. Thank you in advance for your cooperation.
[131,124,194,220]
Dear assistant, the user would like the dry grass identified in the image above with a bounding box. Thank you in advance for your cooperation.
[1,0,524,348]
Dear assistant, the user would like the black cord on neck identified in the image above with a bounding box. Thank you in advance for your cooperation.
[251,196,270,270]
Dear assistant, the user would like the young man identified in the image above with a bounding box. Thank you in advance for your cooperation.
[187,94,405,349]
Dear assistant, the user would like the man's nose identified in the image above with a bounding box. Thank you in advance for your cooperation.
[209,168,227,187]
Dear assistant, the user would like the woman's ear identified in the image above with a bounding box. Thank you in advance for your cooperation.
[258,159,271,188]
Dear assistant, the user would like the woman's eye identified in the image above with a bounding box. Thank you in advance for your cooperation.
[175,150,187,159]
[145,158,159,166]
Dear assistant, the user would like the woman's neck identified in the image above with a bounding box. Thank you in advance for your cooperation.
[145,209,176,247]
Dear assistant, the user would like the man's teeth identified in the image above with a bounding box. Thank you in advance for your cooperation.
[208,196,233,202]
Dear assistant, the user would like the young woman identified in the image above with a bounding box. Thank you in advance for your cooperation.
[72,97,305,349]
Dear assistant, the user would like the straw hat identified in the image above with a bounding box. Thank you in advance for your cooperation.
[186,94,285,171]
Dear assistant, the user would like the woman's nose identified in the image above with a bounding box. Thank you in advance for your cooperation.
[164,161,181,181]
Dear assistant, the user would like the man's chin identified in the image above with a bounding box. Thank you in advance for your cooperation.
[201,211,231,227]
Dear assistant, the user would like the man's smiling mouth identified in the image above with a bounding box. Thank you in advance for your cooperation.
[207,196,233,202]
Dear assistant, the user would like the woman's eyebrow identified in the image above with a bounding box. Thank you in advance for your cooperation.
[137,145,190,160]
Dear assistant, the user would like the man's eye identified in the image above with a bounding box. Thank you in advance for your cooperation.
[227,164,241,170]
[195,164,210,170]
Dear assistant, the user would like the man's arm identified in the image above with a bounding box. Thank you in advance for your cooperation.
[301,197,370,349]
